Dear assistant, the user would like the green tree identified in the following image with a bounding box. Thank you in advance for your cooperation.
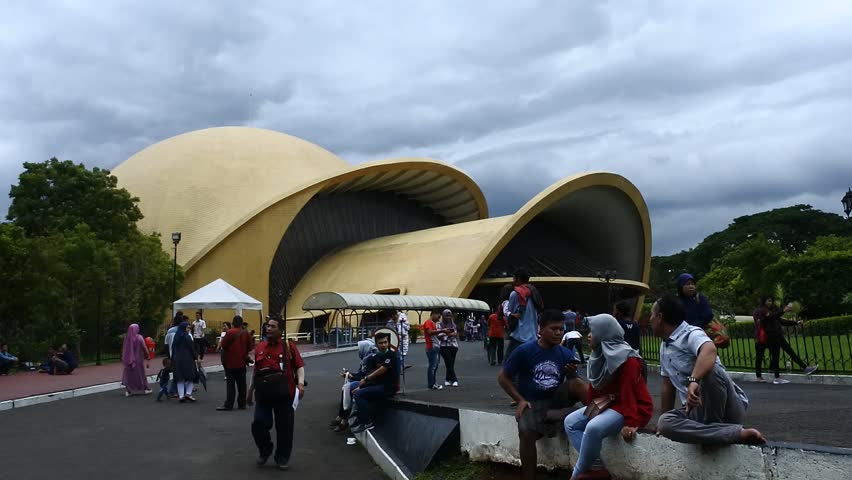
[7,158,142,242]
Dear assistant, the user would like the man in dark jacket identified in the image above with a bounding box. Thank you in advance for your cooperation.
[676,273,713,329]
[217,315,253,410]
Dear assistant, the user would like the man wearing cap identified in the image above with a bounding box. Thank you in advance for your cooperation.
[348,332,399,433]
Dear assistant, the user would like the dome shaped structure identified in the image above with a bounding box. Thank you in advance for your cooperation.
[112,127,347,265]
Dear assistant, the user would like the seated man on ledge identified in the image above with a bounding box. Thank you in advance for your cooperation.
[651,295,766,445]
[348,332,399,433]
[498,308,587,480]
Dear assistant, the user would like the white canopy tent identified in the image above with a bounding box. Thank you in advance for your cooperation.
[173,278,263,316]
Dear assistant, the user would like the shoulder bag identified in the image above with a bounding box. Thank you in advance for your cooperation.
[583,394,616,420]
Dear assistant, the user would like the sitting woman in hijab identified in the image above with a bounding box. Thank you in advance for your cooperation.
[121,324,151,396]
[329,339,378,432]
[563,314,653,480]
[171,321,199,403]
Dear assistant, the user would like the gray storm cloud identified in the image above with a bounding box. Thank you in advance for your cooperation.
[2,1,851,255]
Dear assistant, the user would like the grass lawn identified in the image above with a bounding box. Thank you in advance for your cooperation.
[637,334,852,373]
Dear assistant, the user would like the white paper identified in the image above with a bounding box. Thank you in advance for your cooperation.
[292,391,300,411]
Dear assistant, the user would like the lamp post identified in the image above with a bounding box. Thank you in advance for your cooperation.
[842,188,852,219]
[597,269,618,310]
[171,232,181,300]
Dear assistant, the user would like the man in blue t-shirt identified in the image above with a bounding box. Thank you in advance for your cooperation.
[498,309,588,480]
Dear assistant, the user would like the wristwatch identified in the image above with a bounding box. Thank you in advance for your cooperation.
[687,376,699,385]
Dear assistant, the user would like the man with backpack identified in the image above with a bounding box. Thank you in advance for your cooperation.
[504,268,544,360]
[217,315,254,411]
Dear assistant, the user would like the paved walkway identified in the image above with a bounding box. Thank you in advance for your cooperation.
[1,347,385,480]
[0,343,329,401]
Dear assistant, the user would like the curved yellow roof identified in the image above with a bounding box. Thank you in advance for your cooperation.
[112,127,347,265]
[286,171,651,316]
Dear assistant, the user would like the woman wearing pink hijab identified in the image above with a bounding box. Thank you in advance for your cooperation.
[122,324,151,396]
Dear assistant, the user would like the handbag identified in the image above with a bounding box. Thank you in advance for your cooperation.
[254,367,290,401]
[583,394,616,419]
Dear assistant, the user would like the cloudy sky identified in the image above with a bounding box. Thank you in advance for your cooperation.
[2,1,852,255]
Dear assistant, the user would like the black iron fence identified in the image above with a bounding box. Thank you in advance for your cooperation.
[639,323,852,374]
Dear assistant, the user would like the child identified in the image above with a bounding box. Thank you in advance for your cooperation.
[155,358,172,402]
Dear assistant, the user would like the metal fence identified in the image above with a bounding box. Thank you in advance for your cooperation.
[639,324,852,374]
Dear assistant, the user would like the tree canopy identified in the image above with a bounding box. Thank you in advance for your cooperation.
[651,205,852,318]
[1,159,179,361]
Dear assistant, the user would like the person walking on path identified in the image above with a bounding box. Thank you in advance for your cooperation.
[217,315,254,410]
[487,308,508,366]
[437,309,460,387]
[171,321,199,403]
[422,309,443,389]
[155,358,172,401]
[753,296,818,384]
[504,268,544,360]
[675,273,713,328]
[652,295,766,445]
[192,311,207,360]
[121,323,151,396]
[252,316,305,470]
[386,310,410,369]
[563,314,653,480]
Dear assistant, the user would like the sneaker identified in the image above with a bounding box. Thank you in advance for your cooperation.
[756,376,766,383]
[277,463,289,471]
[144,389,152,394]
[803,365,819,375]
[773,378,791,385]
[444,381,451,386]
[256,455,270,466]
[216,406,233,411]
[351,422,375,433]
[430,384,443,390]
[451,381,459,387]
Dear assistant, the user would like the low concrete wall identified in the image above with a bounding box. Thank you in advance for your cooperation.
[458,408,852,480]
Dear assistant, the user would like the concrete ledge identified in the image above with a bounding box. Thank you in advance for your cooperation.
[457,408,852,480]
[0,400,13,411]
[73,382,122,397]
[354,429,410,480]
[302,345,359,358]
[13,390,74,408]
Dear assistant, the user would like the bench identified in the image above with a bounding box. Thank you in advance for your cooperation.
[286,332,312,343]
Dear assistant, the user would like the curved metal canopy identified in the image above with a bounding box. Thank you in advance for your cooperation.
[302,292,490,312]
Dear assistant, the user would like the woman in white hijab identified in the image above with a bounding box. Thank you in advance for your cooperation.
[563,314,653,480]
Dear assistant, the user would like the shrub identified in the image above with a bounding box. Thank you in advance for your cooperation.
[803,315,852,336]
[409,325,421,344]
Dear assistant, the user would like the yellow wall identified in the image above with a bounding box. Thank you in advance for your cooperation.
[178,187,320,332]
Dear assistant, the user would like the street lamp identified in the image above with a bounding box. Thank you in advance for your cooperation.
[596,269,618,310]
[171,232,181,300]
[842,188,852,219]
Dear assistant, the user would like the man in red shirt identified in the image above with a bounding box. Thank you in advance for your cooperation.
[217,315,253,411]
[251,316,305,470]
[487,310,508,366]
[422,309,443,389]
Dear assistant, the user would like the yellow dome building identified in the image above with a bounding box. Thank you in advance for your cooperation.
[113,127,651,333]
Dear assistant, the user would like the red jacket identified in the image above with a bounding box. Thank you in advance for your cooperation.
[254,339,305,398]
[586,357,653,429]
[219,328,252,370]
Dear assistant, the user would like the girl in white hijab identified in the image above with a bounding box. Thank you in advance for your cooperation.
[563,314,653,480]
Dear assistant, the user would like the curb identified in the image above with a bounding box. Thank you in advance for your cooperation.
[354,429,410,480]
[1,345,357,411]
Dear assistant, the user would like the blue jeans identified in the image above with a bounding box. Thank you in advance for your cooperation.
[564,407,624,475]
[425,347,440,387]
[349,381,387,425]
[252,397,295,464]
[156,385,168,401]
